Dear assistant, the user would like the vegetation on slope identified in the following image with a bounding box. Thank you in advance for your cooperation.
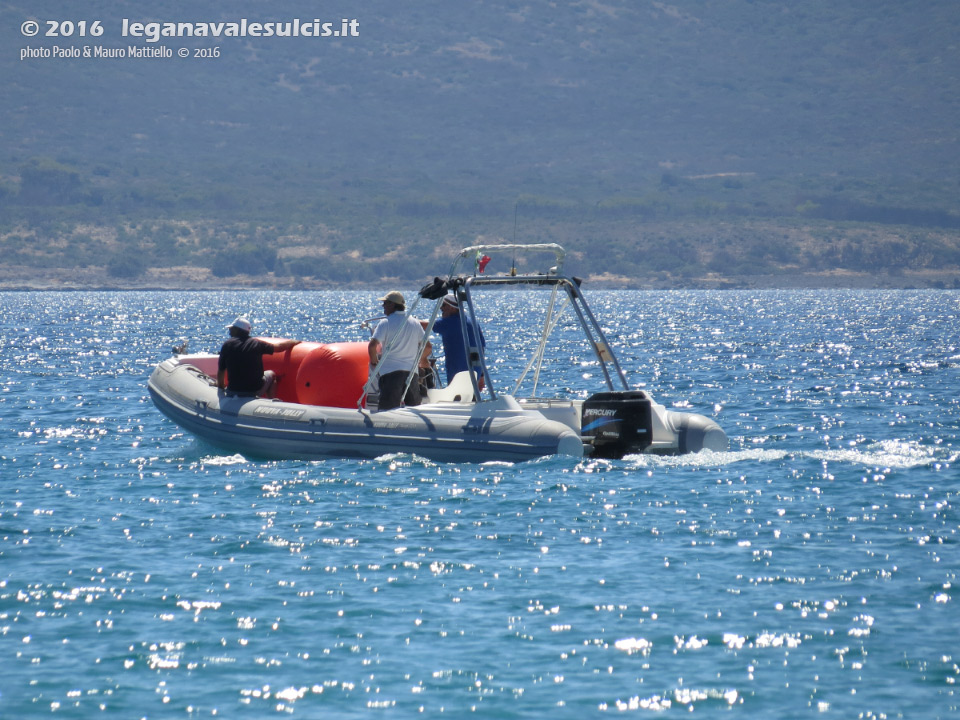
[2,0,959,286]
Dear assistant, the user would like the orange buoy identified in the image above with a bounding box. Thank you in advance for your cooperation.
[261,339,321,403]
[295,342,370,408]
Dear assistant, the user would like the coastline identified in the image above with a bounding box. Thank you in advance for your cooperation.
[1,264,957,291]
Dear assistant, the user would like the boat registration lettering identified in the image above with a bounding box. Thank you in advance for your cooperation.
[252,406,307,420]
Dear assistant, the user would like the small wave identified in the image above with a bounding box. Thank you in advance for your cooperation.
[806,439,940,469]
[621,447,788,469]
[891,357,960,373]
[613,441,947,471]
[199,453,249,466]
[40,426,108,440]
[367,452,443,470]
[604,687,742,712]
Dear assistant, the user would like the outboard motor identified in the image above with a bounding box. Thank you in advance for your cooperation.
[581,391,653,458]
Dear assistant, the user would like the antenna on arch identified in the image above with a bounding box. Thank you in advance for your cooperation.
[510,202,519,276]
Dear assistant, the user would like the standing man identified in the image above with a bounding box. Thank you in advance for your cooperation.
[217,317,300,398]
[368,291,425,410]
[430,295,486,388]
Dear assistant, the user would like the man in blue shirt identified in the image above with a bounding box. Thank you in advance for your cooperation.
[430,295,485,387]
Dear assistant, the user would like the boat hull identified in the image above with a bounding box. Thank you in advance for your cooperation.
[148,357,584,463]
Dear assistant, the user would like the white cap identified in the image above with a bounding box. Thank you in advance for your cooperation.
[228,317,251,333]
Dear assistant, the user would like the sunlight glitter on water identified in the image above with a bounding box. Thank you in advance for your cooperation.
[807,439,948,469]
[1,289,958,717]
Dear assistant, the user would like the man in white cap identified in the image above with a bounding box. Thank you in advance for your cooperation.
[217,317,300,398]
[368,291,425,410]
[428,294,486,388]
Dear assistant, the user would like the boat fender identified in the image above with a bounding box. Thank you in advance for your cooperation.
[296,342,370,408]
[581,390,654,458]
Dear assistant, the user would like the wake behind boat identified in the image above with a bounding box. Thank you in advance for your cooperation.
[148,244,727,462]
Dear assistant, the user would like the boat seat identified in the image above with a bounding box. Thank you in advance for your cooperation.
[426,371,476,403]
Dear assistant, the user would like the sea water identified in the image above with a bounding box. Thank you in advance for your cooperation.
[0,289,957,718]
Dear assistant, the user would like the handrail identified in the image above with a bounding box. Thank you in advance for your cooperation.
[511,288,570,396]
[450,243,566,278]
[361,242,630,409]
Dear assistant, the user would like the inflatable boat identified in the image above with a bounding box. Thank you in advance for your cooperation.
[148,244,727,462]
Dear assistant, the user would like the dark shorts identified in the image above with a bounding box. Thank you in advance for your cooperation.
[378,370,421,410]
[228,370,277,398]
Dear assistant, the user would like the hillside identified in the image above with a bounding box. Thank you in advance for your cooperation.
[2,0,959,287]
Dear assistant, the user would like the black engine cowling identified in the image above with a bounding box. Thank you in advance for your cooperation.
[581,391,653,458]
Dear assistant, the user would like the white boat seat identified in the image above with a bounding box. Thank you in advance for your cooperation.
[426,371,476,403]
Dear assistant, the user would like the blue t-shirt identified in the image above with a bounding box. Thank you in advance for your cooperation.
[433,313,484,382]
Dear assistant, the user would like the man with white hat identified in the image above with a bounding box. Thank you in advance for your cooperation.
[368,291,425,410]
[217,317,300,398]
[428,294,486,388]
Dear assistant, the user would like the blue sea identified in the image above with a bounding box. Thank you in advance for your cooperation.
[1,289,958,718]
